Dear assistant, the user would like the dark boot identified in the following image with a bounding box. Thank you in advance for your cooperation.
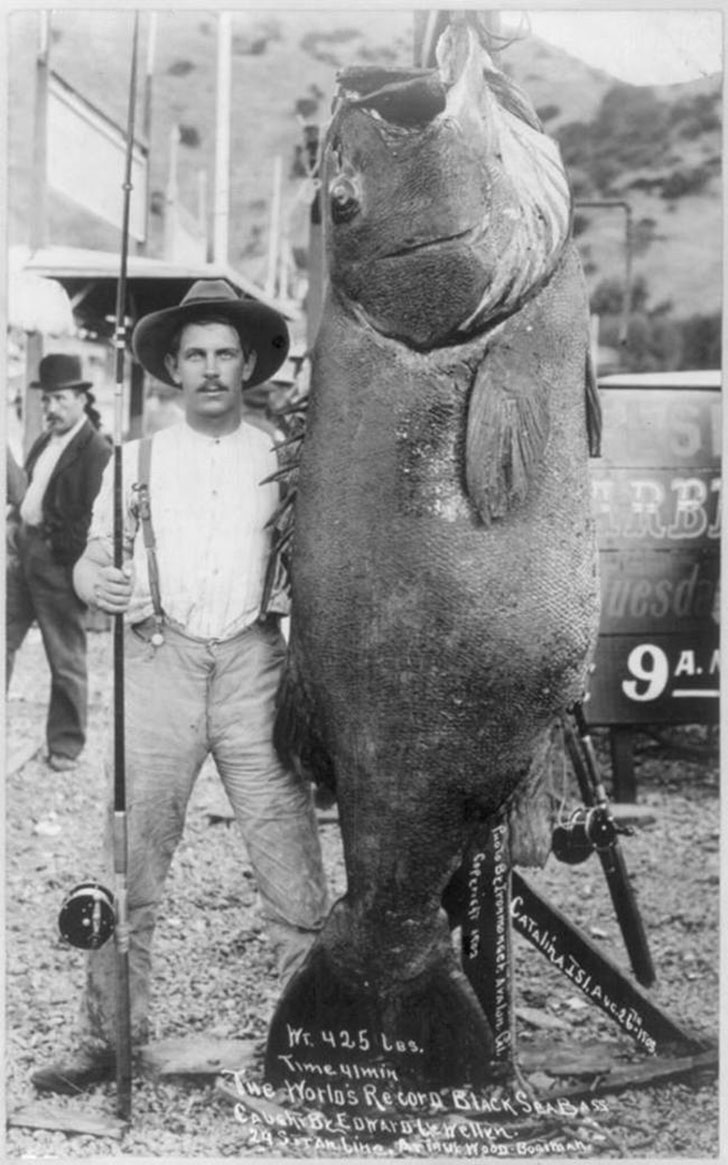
[30,1047,116,1094]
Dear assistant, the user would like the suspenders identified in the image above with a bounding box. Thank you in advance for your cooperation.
[130,433,282,640]
[132,437,165,646]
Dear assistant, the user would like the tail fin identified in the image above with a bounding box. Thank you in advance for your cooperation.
[265,942,497,1089]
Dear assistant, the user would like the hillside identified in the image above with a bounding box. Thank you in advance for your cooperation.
[7,9,723,340]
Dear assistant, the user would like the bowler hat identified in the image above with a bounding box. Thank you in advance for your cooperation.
[31,353,92,392]
[132,279,290,389]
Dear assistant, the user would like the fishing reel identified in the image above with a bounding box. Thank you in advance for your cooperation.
[58,882,116,950]
[551,806,632,866]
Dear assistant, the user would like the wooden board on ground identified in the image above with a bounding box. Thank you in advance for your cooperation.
[140,1036,258,1078]
[518,1037,629,1077]
[8,1103,127,1138]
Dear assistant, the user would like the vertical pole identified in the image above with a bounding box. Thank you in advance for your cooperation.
[304,124,323,349]
[619,203,633,346]
[24,11,51,458]
[31,11,49,251]
[197,169,209,259]
[111,9,140,1124]
[164,125,180,261]
[213,11,231,265]
[265,155,282,298]
[137,11,157,255]
[610,727,637,803]
[278,234,289,304]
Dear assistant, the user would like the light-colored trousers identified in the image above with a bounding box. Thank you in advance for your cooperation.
[79,616,329,1050]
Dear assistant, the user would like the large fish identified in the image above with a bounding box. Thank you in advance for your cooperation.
[266,16,601,1090]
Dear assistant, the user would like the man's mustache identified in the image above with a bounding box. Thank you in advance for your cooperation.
[197,379,227,392]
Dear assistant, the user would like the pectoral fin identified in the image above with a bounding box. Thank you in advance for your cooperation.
[464,315,550,524]
[585,348,602,458]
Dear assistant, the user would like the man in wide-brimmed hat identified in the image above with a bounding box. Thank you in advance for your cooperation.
[31,280,329,1094]
[6,352,111,772]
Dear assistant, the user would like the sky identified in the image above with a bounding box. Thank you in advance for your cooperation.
[502,9,724,85]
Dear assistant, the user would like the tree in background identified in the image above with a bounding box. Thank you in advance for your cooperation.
[592,276,721,372]
[679,314,722,369]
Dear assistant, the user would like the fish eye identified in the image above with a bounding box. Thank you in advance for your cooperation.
[330,175,359,223]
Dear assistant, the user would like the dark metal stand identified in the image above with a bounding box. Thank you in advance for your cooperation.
[609,726,637,802]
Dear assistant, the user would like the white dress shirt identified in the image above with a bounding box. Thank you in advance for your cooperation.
[88,420,282,640]
[20,415,87,526]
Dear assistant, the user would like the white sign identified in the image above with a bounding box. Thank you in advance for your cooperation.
[47,71,148,242]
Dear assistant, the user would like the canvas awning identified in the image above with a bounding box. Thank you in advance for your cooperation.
[9,245,299,340]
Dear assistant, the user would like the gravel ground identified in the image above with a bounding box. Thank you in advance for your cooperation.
[4,628,720,1160]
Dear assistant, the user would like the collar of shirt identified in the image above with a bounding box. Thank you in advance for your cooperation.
[49,413,87,450]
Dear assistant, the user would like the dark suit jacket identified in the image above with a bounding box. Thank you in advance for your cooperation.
[25,419,112,566]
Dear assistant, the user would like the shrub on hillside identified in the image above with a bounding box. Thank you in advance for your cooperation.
[591,275,651,317]
[557,84,672,194]
[661,166,712,200]
[599,312,683,372]
[632,217,660,255]
[555,120,589,168]
[358,44,399,63]
[594,268,720,371]
[679,314,721,369]
[301,28,360,62]
[233,35,269,56]
[597,84,670,144]
[295,97,319,120]
[536,103,560,123]
[179,125,200,148]
[167,59,195,77]
[672,91,722,137]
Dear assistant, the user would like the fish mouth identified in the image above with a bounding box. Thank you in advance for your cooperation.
[339,66,446,129]
[381,224,476,261]
[329,22,573,339]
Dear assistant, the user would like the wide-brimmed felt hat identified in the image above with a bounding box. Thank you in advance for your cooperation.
[131,279,290,389]
[31,353,93,392]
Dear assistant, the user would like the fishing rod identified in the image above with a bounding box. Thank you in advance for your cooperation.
[60,10,140,1123]
[108,8,141,1123]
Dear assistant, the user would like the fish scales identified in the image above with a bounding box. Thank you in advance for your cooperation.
[266,17,600,1090]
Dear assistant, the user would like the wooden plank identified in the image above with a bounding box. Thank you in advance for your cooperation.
[537,1048,718,1102]
[518,1038,626,1076]
[467,823,512,1062]
[511,872,705,1055]
[8,1103,127,1138]
[140,1036,257,1078]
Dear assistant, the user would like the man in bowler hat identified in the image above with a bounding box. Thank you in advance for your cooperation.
[31,280,329,1092]
[6,353,111,771]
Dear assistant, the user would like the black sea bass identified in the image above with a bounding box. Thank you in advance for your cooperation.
[267,16,601,1088]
